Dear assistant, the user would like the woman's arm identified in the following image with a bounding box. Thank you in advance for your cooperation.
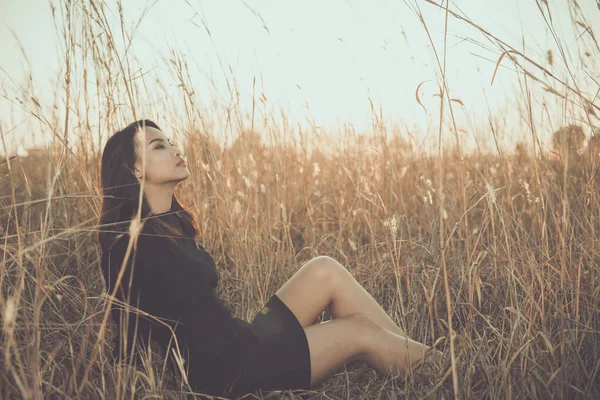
[103,233,258,354]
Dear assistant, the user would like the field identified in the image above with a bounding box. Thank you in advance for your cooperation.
[1,0,599,399]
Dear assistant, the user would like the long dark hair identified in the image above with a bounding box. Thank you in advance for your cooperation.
[97,119,199,254]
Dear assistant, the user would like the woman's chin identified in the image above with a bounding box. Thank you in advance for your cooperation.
[173,171,190,183]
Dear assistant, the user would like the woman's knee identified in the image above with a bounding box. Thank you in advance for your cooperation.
[343,313,383,360]
[305,255,348,285]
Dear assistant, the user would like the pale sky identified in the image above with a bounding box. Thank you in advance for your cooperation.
[1,0,599,155]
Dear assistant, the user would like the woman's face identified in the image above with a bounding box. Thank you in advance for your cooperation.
[134,126,190,185]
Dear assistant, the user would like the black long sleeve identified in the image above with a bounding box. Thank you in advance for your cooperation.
[100,215,259,394]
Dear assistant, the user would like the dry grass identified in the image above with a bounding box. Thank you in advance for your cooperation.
[1,0,600,398]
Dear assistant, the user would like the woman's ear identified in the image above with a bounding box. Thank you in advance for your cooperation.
[134,163,143,180]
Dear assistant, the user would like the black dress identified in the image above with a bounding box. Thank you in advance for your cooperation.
[100,207,311,398]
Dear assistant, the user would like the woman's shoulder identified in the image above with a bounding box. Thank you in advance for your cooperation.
[103,231,164,258]
[100,232,174,283]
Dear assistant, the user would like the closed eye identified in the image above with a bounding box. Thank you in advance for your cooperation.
[155,142,177,149]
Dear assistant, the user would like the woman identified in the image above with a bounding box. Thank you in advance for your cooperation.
[98,120,442,398]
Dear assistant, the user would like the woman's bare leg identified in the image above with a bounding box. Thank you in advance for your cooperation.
[362,324,436,377]
[303,312,437,388]
[275,256,443,379]
[326,266,445,371]
[301,313,370,387]
[276,256,407,335]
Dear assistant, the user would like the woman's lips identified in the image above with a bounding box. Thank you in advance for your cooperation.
[177,161,186,166]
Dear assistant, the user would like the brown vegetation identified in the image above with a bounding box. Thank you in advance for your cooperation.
[1,0,599,399]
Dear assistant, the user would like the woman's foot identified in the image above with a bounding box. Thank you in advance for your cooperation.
[413,347,445,373]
